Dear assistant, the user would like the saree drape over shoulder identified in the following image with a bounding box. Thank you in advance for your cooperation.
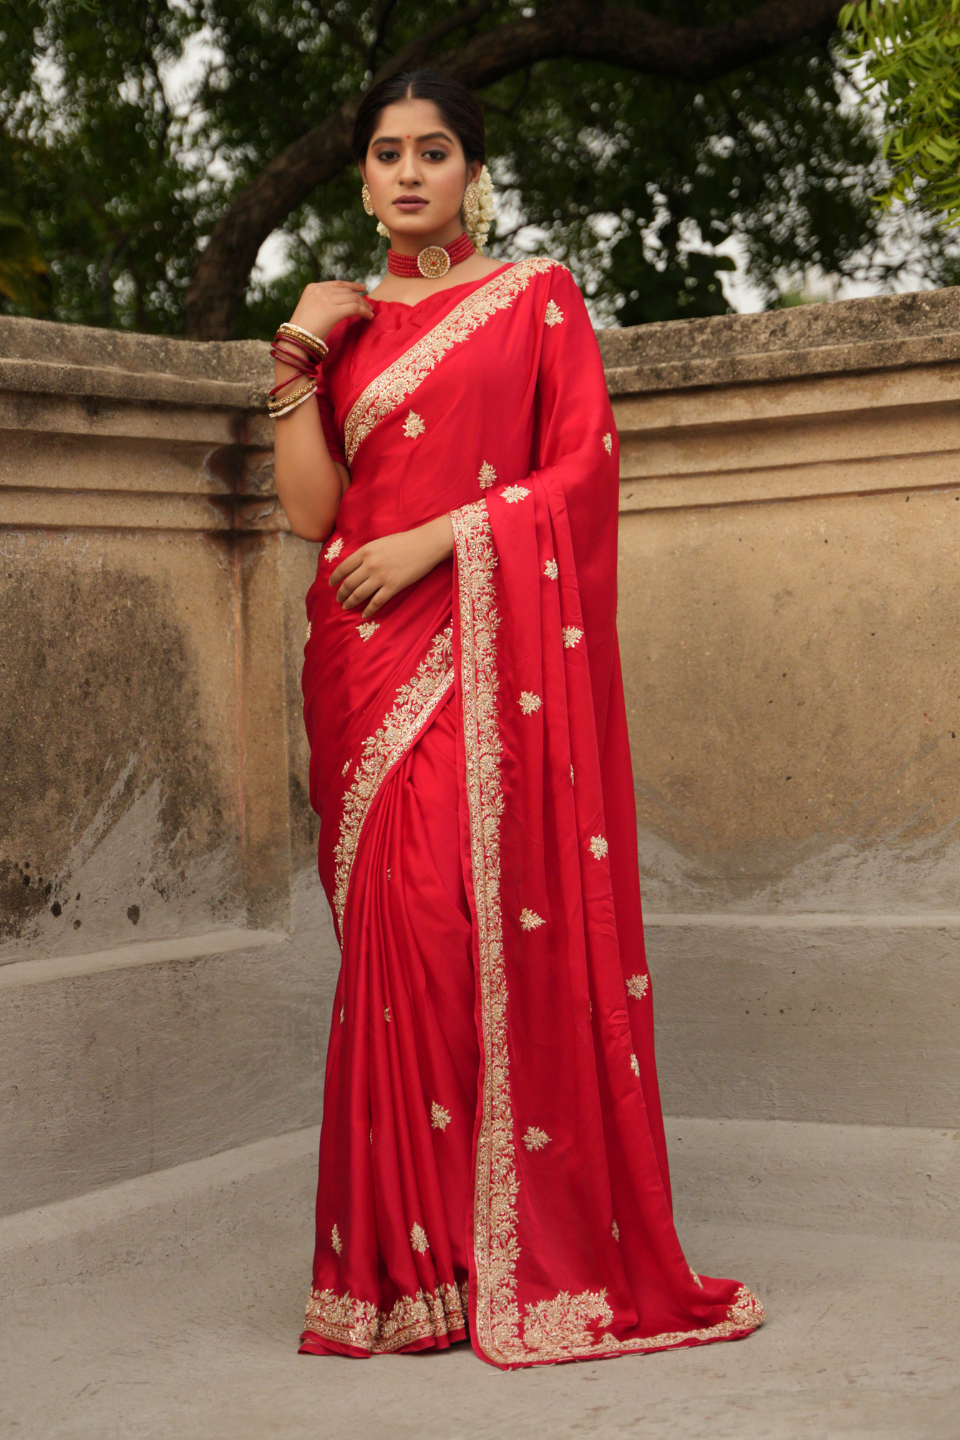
[300,259,763,1369]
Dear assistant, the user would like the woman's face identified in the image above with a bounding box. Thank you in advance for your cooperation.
[361,97,481,242]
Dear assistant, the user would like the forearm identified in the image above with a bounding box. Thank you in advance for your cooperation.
[272,360,345,542]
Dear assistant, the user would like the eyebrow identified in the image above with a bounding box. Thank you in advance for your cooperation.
[371,131,454,145]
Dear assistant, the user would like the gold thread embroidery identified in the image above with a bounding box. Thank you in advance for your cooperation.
[478,462,497,489]
[403,410,425,439]
[358,621,379,641]
[519,908,545,931]
[333,624,454,931]
[544,299,564,327]
[523,1290,615,1356]
[627,974,649,1000]
[690,1265,704,1289]
[523,1126,551,1152]
[341,759,350,777]
[384,1006,391,1022]
[410,1223,429,1254]
[344,258,558,463]
[303,1282,467,1354]
[518,691,541,715]
[305,621,312,641]
[612,1220,620,1241]
[451,495,766,1364]
[339,1005,345,1023]
[431,1101,452,1131]
[562,627,583,649]
[588,835,609,860]
[630,1054,640,1077]
[501,485,530,504]
[331,1224,343,1255]
[450,498,520,1361]
[602,432,613,455]
[544,558,559,580]
[324,536,344,563]
[570,764,575,784]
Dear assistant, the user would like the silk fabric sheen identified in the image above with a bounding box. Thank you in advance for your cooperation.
[300,260,763,1368]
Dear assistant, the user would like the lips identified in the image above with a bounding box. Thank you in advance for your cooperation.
[393,198,427,210]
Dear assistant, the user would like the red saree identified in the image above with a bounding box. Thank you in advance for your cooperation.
[299,258,763,1369]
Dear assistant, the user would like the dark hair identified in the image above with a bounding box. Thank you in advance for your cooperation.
[352,69,485,165]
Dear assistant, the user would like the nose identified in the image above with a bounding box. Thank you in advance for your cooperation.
[398,144,422,187]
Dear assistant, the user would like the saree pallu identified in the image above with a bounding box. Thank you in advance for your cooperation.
[300,259,763,1369]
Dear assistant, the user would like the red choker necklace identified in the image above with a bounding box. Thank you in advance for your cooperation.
[387,232,475,280]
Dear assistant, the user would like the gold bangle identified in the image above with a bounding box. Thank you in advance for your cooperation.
[268,381,317,418]
[276,322,328,360]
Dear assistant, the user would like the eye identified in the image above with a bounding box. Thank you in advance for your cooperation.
[422,148,448,162]
[374,148,399,162]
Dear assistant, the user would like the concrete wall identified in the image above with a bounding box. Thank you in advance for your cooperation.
[2,291,959,1215]
[601,289,960,1130]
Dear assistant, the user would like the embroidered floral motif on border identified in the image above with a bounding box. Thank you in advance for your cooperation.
[303,1282,467,1354]
[344,258,558,462]
[332,624,454,931]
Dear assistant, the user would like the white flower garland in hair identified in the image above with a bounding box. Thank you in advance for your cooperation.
[466,164,495,251]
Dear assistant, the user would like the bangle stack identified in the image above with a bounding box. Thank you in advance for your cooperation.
[268,322,330,419]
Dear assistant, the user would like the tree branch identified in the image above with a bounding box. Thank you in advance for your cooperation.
[183,0,842,338]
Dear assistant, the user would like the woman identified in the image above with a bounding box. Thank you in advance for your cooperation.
[271,69,763,1370]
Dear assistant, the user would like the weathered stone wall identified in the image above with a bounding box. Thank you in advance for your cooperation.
[602,288,960,1130]
[2,291,959,1215]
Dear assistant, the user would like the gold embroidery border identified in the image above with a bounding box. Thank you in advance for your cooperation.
[450,498,520,1360]
[344,257,558,464]
[333,623,453,933]
[452,499,764,1365]
[303,1280,468,1354]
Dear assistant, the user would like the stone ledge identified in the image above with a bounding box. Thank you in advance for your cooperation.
[0,927,287,987]
[598,284,960,393]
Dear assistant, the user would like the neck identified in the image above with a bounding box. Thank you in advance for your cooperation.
[386,216,468,255]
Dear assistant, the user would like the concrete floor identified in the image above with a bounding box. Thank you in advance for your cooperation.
[3,1130,958,1440]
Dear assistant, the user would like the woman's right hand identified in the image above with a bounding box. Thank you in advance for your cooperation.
[288,281,374,342]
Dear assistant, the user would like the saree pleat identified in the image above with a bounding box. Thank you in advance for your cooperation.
[300,259,764,1367]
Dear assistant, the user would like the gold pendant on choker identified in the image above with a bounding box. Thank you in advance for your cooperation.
[417,246,451,279]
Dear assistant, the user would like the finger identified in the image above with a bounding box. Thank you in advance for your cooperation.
[329,550,362,586]
[335,569,367,603]
[361,586,393,618]
[341,577,380,610]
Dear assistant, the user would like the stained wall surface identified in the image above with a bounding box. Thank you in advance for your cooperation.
[2,291,959,1213]
[600,289,960,1129]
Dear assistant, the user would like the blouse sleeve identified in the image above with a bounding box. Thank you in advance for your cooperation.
[315,348,347,468]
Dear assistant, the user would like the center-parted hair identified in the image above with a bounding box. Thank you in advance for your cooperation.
[352,70,486,166]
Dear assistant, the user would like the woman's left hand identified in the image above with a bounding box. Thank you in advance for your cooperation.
[330,515,454,618]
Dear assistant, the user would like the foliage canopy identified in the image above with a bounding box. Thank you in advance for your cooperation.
[1,1,959,336]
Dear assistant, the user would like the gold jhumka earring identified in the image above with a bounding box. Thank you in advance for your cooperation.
[462,180,480,224]
[361,182,375,216]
